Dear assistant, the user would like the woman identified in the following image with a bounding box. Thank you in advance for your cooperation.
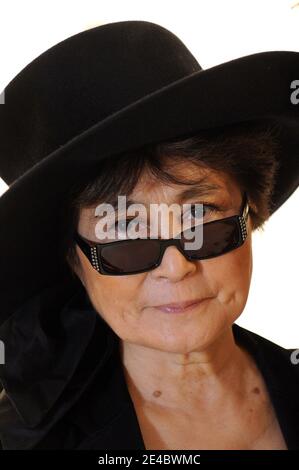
[0,20,298,450]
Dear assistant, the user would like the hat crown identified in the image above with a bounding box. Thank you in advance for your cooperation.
[0,20,201,185]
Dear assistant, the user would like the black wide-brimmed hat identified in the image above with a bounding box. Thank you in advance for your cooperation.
[0,20,299,318]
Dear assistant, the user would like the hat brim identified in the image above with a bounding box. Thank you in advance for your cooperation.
[0,50,299,317]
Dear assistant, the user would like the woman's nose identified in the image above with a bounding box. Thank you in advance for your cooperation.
[150,244,198,281]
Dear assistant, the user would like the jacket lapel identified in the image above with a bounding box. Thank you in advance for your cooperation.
[232,323,299,450]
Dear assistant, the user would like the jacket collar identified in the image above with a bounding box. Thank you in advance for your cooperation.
[0,278,118,449]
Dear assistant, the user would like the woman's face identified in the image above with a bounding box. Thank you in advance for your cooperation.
[75,163,253,354]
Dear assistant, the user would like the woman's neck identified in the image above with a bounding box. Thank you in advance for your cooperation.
[119,324,255,413]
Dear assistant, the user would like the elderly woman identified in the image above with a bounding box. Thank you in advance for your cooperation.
[0,21,298,451]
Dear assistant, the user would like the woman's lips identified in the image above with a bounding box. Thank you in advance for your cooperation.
[154,298,209,314]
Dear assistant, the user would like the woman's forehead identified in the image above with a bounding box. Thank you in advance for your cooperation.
[79,166,240,221]
[129,167,237,203]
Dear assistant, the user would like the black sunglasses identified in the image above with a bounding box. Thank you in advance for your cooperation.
[74,192,249,276]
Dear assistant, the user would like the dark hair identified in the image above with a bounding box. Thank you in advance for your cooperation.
[63,119,281,275]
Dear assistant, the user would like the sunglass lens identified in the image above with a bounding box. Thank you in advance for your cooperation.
[99,239,161,274]
[182,218,240,259]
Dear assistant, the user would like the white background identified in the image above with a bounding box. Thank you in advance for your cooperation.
[0,0,298,347]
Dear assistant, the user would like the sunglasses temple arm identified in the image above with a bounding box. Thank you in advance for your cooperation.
[242,192,250,221]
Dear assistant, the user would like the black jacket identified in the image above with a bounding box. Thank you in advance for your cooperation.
[0,279,298,450]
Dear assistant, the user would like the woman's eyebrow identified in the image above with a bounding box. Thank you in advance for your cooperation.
[176,183,223,204]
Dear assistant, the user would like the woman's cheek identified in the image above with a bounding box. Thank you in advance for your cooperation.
[203,242,252,313]
[86,273,142,321]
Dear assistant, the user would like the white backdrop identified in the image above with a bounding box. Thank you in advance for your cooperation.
[0,0,298,347]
